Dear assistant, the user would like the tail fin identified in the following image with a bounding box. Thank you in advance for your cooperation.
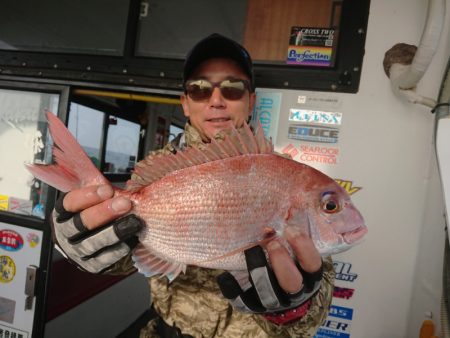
[26,111,108,192]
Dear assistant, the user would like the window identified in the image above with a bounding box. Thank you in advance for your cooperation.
[0,0,130,55]
[169,124,184,143]
[105,117,140,173]
[0,87,60,218]
[68,104,103,168]
[68,103,141,177]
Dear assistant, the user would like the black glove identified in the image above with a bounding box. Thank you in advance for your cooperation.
[217,246,322,314]
[51,193,144,273]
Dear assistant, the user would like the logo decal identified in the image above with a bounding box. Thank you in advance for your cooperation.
[0,297,15,323]
[0,230,24,252]
[329,305,354,320]
[0,256,16,283]
[281,144,299,158]
[287,46,332,66]
[299,145,339,165]
[333,261,358,282]
[333,286,355,300]
[0,324,28,338]
[322,319,351,333]
[315,328,350,338]
[0,195,8,211]
[26,233,40,248]
[289,109,342,125]
[288,124,339,143]
[335,179,362,195]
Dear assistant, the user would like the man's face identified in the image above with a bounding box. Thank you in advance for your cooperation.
[181,58,256,141]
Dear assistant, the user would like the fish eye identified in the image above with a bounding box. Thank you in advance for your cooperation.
[321,192,341,214]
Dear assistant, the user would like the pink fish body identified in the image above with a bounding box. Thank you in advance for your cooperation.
[27,112,367,280]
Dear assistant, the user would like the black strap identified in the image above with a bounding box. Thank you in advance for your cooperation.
[156,319,194,338]
[54,192,75,222]
[151,306,193,338]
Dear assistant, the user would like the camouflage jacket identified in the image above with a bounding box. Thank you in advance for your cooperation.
[110,123,334,338]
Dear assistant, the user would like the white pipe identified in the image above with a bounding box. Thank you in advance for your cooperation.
[390,63,438,107]
[389,0,445,107]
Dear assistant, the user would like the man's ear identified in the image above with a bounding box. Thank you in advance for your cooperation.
[181,94,190,118]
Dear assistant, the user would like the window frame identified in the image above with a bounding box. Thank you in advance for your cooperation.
[0,0,370,93]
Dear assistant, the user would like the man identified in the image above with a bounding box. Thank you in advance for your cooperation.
[52,34,334,337]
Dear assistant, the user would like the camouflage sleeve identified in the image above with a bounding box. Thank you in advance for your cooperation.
[252,256,334,337]
[103,253,136,275]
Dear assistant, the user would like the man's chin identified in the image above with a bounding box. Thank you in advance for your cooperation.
[205,121,234,136]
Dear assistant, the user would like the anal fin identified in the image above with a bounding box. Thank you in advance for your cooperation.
[132,244,186,282]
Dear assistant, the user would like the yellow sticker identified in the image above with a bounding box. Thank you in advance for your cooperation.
[0,195,8,211]
[0,256,16,283]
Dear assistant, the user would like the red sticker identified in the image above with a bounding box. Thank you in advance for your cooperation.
[0,230,24,252]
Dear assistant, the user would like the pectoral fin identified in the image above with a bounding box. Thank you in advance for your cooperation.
[132,244,186,282]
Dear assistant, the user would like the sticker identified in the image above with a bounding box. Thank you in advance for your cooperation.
[322,319,352,334]
[315,328,350,338]
[287,46,333,66]
[0,324,28,338]
[32,203,45,218]
[0,230,24,252]
[335,179,362,196]
[333,286,355,300]
[333,261,358,282]
[0,256,16,283]
[289,109,342,125]
[297,93,342,110]
[299,145,339,165]
[252,92,282,144]
[288,27,336,67]
[288,124,339,143]
[281,144,299,159]
[0,297,16,323]
[8,197,33,216]
[26,233,40,248]
[0,195,8,211]
[329,305,354,321]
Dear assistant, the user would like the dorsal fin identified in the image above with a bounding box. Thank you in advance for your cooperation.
[125,122,273,192]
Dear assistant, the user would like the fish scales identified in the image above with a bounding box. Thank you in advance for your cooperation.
[26,112,367,280]
[131,155,293,268]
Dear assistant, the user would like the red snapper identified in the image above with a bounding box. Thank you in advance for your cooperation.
[27,112,367,281]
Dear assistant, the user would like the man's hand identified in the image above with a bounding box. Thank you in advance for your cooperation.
[217,227,323,314]
[52,185,143,274]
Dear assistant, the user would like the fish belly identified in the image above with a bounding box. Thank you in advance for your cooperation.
[132,154,293,270]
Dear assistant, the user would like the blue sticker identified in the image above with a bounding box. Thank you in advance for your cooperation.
[315,328,350,338]
[329,305,354,320]
[252,92,282,144]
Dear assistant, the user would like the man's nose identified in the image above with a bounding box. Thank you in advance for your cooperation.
[209,87,226,107]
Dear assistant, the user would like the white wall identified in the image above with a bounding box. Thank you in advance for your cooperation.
[256,1,450,337]
[361,1,449,336]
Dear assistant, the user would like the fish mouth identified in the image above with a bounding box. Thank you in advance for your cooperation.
[342,226,368,244]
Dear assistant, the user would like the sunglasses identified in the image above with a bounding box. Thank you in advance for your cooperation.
[185,79,250,101]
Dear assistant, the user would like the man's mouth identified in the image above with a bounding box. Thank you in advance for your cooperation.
[206,118,231,123]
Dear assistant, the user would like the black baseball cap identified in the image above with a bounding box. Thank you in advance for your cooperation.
[183,33,255,92]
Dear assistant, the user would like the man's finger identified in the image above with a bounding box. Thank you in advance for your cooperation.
[265,240,303,294]
[63,185,114,213]
[285,227,322,273]
[80,197,132,230]
[245,246,289,309]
